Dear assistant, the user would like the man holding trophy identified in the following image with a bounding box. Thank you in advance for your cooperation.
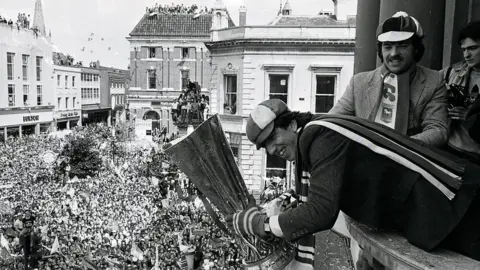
[224,99,480,269]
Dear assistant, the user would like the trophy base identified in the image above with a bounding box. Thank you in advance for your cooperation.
[243,243,295,270]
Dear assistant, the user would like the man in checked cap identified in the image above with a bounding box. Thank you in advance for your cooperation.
[225,99,480,269]
[330,11,448,147]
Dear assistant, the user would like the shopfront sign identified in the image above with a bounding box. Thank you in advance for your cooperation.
[23,115,40,122]
[56,110,80,119]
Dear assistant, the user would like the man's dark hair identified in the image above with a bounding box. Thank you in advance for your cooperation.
[273,111,313,130]
[376,35,425,63]
[458,20,480,44]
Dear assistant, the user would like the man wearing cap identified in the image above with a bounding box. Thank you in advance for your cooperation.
[225,99,480,269]
[330,11,448,147]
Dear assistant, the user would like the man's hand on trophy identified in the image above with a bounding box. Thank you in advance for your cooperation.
[225,194,269,238]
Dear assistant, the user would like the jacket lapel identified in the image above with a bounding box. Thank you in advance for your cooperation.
[410,66,426,109]
[365,67,384,120]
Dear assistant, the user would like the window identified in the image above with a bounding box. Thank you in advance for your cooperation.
[72,76,75,87]
[224,75,237,114]
[37,85,42,105]
[181,70,189,90]
[182,48,189,59]
[65,75,69,88]
[268,74,289,103]
[7,53,14,80]
[148,69,156,89]
[265,74,290,179]
[94,74,99,82]
[8,84,15,107]
[148,47,156,58]
[22,55,29,81]
[57,75,61,86]
[73,97,76,108]
[314,75,336,113]
[23,85,29,106]
[36,56,42,81]
[65,97,69,109]
[94,88,99,99]
[58,97,61,109]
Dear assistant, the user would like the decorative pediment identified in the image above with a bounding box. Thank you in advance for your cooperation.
[221,63,239,75]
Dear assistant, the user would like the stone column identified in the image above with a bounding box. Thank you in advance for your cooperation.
[354,0,381,74]
[3,127,7,143]
[379,0,447,70]
[35,123,40,135]
[66,120,70,130]
[19,125,22,138]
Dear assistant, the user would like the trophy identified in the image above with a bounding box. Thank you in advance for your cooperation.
[163,114,294,269]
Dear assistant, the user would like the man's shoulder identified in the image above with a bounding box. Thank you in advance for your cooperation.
[417,65,444,85]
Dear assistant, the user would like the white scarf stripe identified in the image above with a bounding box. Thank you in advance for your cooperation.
[243,208,256,235]
[297,245,315,253]
[233,212,241,235]
[301,179,310,185]
[297,251,315,260]
[299,195,308,202]
[306,120,456,200]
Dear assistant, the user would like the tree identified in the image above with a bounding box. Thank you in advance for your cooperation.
[58,136,102,179]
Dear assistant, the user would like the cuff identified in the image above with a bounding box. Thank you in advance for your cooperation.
[269,215,284,238]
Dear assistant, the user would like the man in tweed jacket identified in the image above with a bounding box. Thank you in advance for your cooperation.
[330,12,448,147]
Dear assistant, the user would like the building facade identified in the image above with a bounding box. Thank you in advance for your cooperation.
[53,64,81,130]
[80,67,111,126]
[0,22,54,142]
[99,67,128,125]
[206,5,355,191]
[126,2,234,139]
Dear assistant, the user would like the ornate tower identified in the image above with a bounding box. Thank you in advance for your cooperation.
[211,0,228,30]
[282,0,292,15]
[33,0,46,35]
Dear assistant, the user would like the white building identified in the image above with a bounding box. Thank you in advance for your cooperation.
[0,0,55,142]
[206,0,356,192]
[53,64,82,130]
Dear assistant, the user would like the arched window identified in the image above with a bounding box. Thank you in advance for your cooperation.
[143,110,160,120]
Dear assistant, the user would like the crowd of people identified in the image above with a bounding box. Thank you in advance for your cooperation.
[171,81,210,125]
[146,4,212,15]
[0,123,243,269]
[0,13,31,29]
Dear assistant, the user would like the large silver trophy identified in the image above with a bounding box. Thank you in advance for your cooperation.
[163,115,295,269]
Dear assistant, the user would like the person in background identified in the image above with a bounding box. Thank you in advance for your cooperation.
[441,20,480,164]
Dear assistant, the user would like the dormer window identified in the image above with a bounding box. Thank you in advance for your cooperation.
[148,47,156,58]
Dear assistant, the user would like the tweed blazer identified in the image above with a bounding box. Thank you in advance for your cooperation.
[330,65,448,147]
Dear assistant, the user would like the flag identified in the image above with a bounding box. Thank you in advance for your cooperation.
[81,257,98,270]
[151,176,159,186]
[130,242,143,261]
[0,234,10,252]
[50,236,59,255]
[177,257,188,270]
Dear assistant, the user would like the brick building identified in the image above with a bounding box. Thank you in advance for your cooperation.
[206,2,356,192]
[126,2,234,139]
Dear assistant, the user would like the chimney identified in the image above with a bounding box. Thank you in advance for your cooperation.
[239,6,247,26]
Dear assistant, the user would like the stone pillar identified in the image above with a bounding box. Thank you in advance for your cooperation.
[3,127,7,143]
[66,120,70,130]
[443,0,472,68]
[107,110,112,127]
[354,0,381,74]
[379,0,447,70]
[35,123,40,135]
[19,125,22,138]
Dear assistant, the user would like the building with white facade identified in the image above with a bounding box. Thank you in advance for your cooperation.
[0,0,55,142]
[53,64,81,130]
[206,1,356,192]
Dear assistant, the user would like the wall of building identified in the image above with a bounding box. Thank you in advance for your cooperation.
[0,24,54,109]
[53,65,82,129]
[209,45,354,191]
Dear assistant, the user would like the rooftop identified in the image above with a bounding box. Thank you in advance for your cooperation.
[269,15,356,27]
[129,13,234,37]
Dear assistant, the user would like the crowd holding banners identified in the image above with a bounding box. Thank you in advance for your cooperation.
[0,123,244,269]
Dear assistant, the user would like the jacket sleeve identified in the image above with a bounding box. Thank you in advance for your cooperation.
[277,127,350,242]
[329,75,355,115]
[410,82,448,147]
